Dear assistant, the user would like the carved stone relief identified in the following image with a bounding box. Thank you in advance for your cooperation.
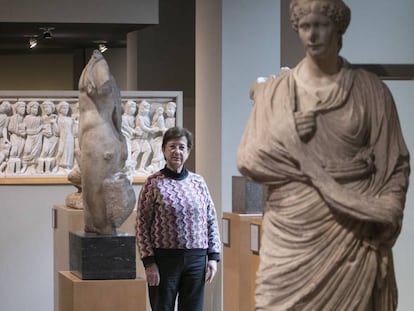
[0,92,181,181]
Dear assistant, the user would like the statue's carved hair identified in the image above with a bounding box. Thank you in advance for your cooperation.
[290,0,351,35]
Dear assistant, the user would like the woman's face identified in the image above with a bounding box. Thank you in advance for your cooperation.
[162,136,190,173]
[298,11,339,60]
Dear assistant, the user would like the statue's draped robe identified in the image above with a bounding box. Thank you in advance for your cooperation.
[237,60,410,311]
[22,115,43,166]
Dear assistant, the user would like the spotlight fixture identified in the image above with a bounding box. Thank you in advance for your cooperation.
[98,43,108,53]
[39,27,55,39]
[29,37,38,49]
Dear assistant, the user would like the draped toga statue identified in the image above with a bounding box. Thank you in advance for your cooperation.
[237,0,410,310]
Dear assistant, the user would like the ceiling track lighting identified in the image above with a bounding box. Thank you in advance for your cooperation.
[39,27,55,39]
[29,37,38,49]
[98,43,108,53]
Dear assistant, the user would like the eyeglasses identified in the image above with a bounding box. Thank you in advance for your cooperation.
[165,143,187,152]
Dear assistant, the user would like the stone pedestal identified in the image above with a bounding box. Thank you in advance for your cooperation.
[53,205,84,311]
[69,231,136,280]
[232,176,267,214]
[59,271,147,311]
[53,205,145,311]
[223,212,262,311]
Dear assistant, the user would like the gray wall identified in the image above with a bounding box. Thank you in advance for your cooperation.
[0,0,158,24]
[1,185,73,311]
[0,49,126,91]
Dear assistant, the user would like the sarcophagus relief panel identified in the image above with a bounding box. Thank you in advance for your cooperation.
[0,90,182,184]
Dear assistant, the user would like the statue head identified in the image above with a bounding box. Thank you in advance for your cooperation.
[0,101,12,115]
[27,101,40,115]
[14,101,26,115]
[41,101,55,115]
[124,100,137,115]
[290,0,351,35]
[57,101,71,116]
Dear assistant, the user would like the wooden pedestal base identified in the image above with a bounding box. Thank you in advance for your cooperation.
[223,212,262,311]
[59,271,147,311]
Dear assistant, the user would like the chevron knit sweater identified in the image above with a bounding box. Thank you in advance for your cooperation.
[136,166,221,267]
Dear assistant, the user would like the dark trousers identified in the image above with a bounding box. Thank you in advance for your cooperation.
[148,254,206,311]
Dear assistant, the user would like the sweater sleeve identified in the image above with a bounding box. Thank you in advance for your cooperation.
[202,179,222,261]
[135,176,157,266]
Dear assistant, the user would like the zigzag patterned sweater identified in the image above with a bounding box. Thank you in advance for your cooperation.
[136,166,221,267]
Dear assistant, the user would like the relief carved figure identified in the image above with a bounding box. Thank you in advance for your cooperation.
[165,101,177,128]
[7,101,26,174]
[237,0,410,310]
[21,101,43,174]
[78,50,136,234]
[147,106,166,173]
[133,100,157,174]
[0,97,178,179]
[0,101,12,173]
[37,101,58,174]
[54,101,75,174]
[121,100,139,171]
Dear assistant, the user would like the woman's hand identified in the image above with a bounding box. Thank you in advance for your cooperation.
[145,263,160,286]
[205,260,218,283]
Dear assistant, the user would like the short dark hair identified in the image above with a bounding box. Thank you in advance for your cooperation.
[162,127,193,150]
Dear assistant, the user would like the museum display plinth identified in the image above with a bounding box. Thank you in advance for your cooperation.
[69,231,136,280]
[59,271,147,311]
[53,205,145,311]
[249,218,262,309]
[223,212,262,311]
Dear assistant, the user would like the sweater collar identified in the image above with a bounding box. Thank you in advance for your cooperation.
[161,166,189,180]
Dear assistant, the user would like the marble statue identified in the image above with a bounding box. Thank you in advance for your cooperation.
[78,49,136,234]
[237,0,410,310]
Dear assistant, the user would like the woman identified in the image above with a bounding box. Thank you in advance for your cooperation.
[237,0,410,310]
[136,126,221,311]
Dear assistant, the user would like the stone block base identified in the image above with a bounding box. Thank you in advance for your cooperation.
[69,231,136,280]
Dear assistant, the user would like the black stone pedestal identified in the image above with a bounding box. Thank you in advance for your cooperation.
[69,231,136,280]
[232,176,267,214]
